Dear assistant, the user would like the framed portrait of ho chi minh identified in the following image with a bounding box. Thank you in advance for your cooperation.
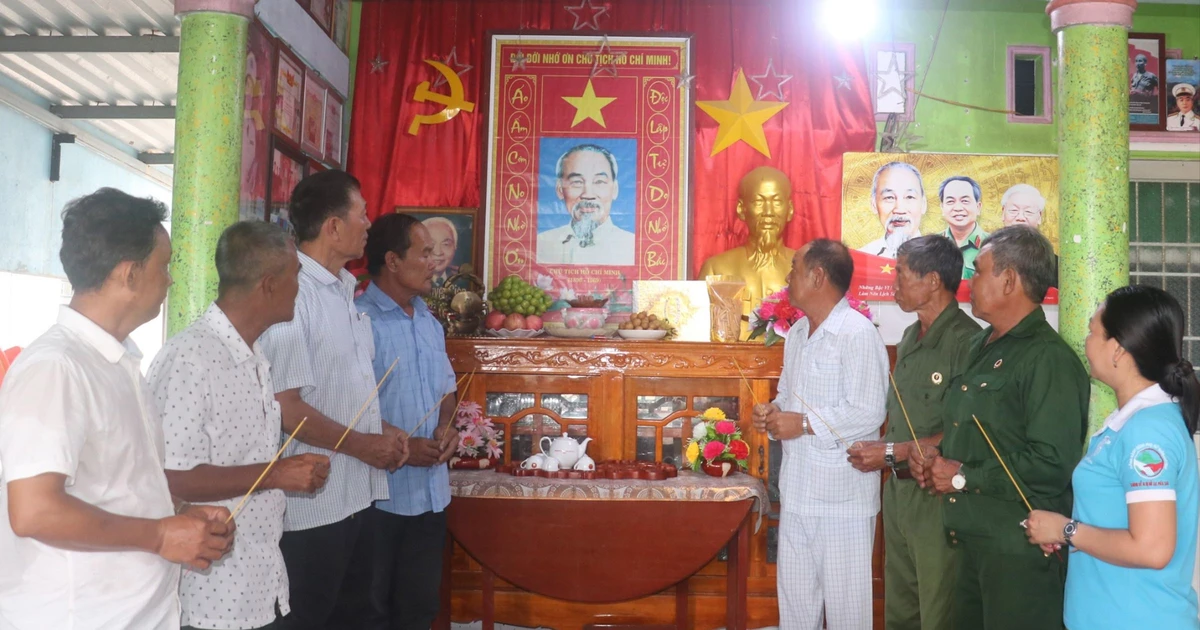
[1128,33,1167,131]
[480,33,693,312]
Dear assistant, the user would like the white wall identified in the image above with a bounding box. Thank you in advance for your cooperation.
[0,102,172,371]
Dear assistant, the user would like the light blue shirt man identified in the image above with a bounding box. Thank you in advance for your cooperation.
[355,282,455,516]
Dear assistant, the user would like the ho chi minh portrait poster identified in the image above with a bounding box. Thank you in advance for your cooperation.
[482,33,692,310]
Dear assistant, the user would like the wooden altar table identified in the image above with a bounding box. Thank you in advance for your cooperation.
[437,470,768,630]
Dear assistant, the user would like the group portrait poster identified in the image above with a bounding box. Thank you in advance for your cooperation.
[841,152,1060,304]
[483,34,691,309]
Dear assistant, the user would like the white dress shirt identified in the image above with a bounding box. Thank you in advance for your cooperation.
[773,298,890,518]
[536,219,636,265]
[0,307,179,630]
[149,304,290,630]
[259,251,388,531]
[1167,110,1199,131]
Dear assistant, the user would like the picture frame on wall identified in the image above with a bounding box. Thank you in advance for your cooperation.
[399,207,479,288]
[301,70,326,158]
[309,0,333,34]
[240,23,275,222]
[1165,59,1200,132]
[274,50,303,143]
[324,95,344,166]
[333,0,351,53]
[269,142,306,232]
[1128,33,1167,131]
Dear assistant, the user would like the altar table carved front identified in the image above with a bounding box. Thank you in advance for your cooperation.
[441,338,892,630]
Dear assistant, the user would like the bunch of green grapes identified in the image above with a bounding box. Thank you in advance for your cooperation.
[489,275,552,315]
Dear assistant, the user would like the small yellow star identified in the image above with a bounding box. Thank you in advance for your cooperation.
[562,80,616,128]
[696,69,788,157]
[880,264,895,274]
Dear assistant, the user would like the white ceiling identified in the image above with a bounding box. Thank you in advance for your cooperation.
[0,0,178,154]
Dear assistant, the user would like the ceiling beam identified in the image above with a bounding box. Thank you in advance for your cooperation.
[138,152,174,165]
[50,105,175,119]
[0,84,172,188]
[0,35,180,54]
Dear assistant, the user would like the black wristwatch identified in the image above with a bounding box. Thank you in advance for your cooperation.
[884,442,896,469]
[1063,519,1079,547]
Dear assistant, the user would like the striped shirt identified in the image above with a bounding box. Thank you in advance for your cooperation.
[259,251,388,531]
[356,283,455,516]
[773,298,890,518]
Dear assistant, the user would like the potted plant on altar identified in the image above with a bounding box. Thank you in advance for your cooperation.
[748,287,874,347]
[684,407,750,478]
[449,401,503,470]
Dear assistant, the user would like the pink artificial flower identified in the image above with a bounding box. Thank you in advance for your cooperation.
[772,319,791,337]
[715,420,736,435]
[458,401,483,417]
[703,440,726,460]
[486,439,502,459]
[756,300,778,321]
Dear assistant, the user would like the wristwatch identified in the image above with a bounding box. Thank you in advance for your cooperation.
[801,415,809,435]
[1063,519,1079,547]
[884,442,896,469]
[951,466,967,491]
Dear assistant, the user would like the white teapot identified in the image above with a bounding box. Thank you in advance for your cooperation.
[540,433,593,469]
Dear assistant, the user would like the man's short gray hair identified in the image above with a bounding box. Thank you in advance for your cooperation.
[555,144,618,181]
[981,225,1057,304]
[1000,184,1046,212]
[215,221,294,295]
[870,161,924,200]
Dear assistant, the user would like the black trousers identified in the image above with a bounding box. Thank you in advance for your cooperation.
[275,507,384,630]
[370,509,448,630]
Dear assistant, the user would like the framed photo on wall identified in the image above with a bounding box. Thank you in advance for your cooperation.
[269,142,306,232]
[398,207,479,288]
[301,70,326,158]
[1128,33,1167,131]
[274,49,303,143]
[1165,59,1200,132]
[324,95,344,166]
[309,0,333,34]
[240,23,275,222]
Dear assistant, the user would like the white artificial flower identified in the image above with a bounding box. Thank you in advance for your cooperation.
[535,273,555,290]
[692,422,708,440]
[560,287,577,301]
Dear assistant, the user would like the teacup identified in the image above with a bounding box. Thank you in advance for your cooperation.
[521,454,547,470]
[542,457,560,472]
[574,455,596,471]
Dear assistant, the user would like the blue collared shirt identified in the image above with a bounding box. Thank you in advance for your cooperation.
[355,282,455,516]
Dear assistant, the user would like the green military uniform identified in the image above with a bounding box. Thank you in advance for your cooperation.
[940,225,988,280]
[884,303,981,630]
[939,308,1089,630]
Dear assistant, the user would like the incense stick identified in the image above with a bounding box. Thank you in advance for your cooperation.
[888,373,924,461]
[333,356,400,452]
[226,417,308,524]
[732,360,761,407]
[972,414,1061,560]
[791,391,848,447]
[410,369,476,438]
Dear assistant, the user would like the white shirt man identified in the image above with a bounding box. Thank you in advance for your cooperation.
[0,307,180,629]
[773,297,889,629]
[536,219,636,265]
[149,304,290,630]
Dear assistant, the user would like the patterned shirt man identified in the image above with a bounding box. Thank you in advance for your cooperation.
[150,304,290,630]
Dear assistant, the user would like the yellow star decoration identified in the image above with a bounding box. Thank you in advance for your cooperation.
[696,69,788,157]
[880,263,895,274]
[562,80,616,128]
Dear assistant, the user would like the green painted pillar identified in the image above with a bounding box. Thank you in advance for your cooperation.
[167,0,252,335]
[1049,0,1135,434]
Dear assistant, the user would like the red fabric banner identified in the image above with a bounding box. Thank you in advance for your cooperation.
[348,0,876,279]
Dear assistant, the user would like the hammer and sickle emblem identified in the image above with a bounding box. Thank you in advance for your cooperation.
[407,59,476,135]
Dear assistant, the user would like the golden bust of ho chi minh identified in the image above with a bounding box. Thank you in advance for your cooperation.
[697,166,797,324]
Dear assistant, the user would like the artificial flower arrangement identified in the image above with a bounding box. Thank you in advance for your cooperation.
[684,407,750,477]
[450,401,503,469]
[748,287,875,347]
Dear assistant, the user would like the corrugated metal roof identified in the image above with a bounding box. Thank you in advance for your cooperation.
[0,0,177,154]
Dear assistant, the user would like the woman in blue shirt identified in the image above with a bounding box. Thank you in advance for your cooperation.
[1026,285,1200,629]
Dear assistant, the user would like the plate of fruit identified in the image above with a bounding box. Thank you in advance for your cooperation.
[484,275,551,337]
[617,311,674,340]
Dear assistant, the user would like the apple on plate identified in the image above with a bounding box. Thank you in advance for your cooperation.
[503,313,526,330]
[485,310,506,330]
[525,314,543,330]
